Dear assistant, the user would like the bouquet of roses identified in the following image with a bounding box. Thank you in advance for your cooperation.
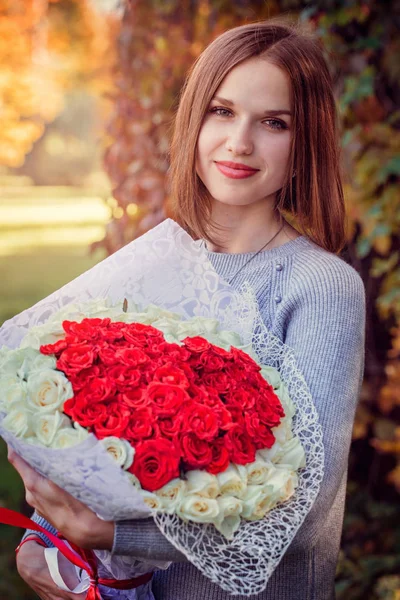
[0,220,323,598]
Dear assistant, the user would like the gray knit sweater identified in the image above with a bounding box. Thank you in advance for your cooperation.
[30,235,366,600]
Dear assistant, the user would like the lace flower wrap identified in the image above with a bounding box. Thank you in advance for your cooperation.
[0,219,324,596]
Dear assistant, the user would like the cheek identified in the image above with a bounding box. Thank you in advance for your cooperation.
[261,134,291,172]
[197,121,221,162]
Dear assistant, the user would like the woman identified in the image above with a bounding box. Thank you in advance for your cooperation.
[9,19,365,600]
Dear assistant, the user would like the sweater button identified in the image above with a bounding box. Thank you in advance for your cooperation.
[276,263,283,272]
[275,295,282,304]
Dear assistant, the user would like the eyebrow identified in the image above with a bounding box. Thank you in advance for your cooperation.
[212,96,292,117]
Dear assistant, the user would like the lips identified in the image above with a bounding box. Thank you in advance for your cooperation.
[214,161,259,179]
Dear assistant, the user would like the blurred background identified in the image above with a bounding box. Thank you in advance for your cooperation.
[0,0,399,598]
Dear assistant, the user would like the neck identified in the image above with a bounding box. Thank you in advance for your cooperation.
[206,201,294,254]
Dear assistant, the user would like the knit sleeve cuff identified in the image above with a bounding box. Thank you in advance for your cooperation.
[112,518,187,562]
[22,511,57,548]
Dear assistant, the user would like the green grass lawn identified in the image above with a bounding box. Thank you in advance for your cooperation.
[0,246,103,326]
[0,244,103,599]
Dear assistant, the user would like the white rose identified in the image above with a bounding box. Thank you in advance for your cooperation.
[186,470,220,499]
[212,329,242,348]
[144,305,180,322]
[271,417,293,445]
[29,354,57,374]
[155,478,187,513]
[246,458,274,485]
[275,467,298,502]
[275,383,295,418]
[2,404,33,438]
[0,376,28,410]
[242,485,278,520]
[176,317,219,339]
[125,472,142,489]
[27,369,73,413]
[151,317,178,338]
[0,348,37,377]
[214,514,241,540]
[260,365,282,389]
[217,495,243,518]
[274,437,306,470]
[20,325,65,350]
[177,494,220,524]
[33,411,71,446]
[237,342,258,360]
[141,490,162,510]
[52,424,89,448]
[101,437,134,470]
[217,464,247,499]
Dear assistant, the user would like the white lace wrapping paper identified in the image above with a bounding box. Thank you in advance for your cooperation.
[0,219,324,596]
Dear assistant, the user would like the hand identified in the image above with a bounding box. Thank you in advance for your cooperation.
[16,538,87,600]
[8,447,115,550]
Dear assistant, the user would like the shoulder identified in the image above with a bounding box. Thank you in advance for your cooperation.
[287,238,365,308]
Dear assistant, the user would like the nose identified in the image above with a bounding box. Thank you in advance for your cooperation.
[225,121,253,156]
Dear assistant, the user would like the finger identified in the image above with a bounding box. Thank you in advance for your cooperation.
[7,451,42,491]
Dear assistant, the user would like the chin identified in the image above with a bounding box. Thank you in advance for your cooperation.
[211,194,263,208]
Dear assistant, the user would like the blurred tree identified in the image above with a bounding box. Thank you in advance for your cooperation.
[0,0,118,168]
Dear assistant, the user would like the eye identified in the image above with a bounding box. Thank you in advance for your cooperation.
[263,119,288,131]
[209,106,233,117]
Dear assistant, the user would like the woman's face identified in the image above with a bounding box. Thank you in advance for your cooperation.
[196,57,292,210]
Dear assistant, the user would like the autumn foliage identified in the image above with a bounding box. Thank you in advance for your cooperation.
[0,0,117,167]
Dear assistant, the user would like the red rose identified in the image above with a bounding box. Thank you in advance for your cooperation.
[182,402,219,441]
[180,432,213,468]
[226,404,245,427]
[154,363,190,388]
[101,322,125,342]
[107,366,142,390]
[225,388,255,411]
[211,345,233,359]
[158,414,183,441]
[57,343,96,375]
[202,372,231,394]
[82,376,116,403]
[199,351,225,372]
[114,348,149,368]
[69,365,102,392]
[231,347,261,372]
[92,401,131,439]
[183,336,211,353]
[206,439,230,475]
[62,318,102,341]
[129,438,180,492]
[158,342,190,362]
[123,323,164,346]
[211,400,234,431]
[255,387,285,427]
[98,346,119,366]
[245,411,276,449]
[64,394,109,428]
[224,424,256,465]
[120,387,150,409]
[40,339,68,356]
[145,382,189,417]
[125,407,157,442]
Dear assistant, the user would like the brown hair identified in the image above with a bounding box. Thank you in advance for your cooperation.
[169,20,346,254]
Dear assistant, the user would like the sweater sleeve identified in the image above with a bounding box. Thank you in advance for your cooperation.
[281,257,366,553]
[22,510,57,547]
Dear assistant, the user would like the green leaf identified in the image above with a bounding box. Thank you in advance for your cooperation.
[377,156,400,184]
[357,237,371,259]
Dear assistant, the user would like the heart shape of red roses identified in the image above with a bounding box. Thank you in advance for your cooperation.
[41,318,285,492]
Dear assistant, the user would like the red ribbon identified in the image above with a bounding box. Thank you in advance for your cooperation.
[0,508,152,599]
